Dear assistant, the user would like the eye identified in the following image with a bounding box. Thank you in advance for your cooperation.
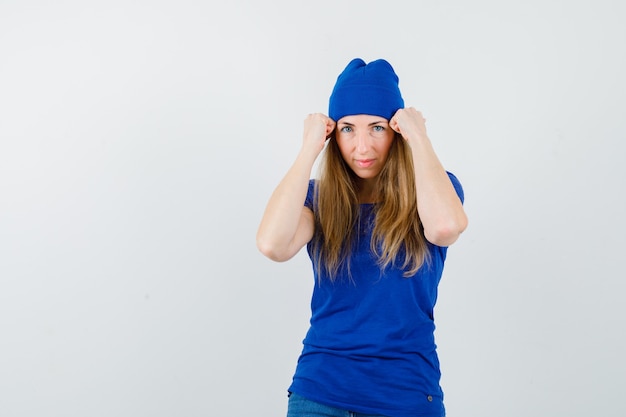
[372,125,385,132]
[340,126,353,133]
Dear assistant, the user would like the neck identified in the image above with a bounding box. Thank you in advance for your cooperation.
[357,178,378,204]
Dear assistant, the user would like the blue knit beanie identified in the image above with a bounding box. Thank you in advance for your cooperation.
[328,58,404,121]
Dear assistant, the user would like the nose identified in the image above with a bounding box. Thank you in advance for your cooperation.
[355,131,369,153]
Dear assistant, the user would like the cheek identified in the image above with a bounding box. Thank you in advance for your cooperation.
[376,138,395,159]
[335,139,352,159]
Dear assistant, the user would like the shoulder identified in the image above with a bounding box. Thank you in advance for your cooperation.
[305,179,317,209]
[446,171,464,204]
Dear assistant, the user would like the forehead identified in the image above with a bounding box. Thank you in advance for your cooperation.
[337,114,388,125]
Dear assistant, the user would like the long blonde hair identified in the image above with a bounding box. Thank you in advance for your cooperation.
[310,132,429,280]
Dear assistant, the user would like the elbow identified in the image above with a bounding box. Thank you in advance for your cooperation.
[256,235,292,262]
[424,215,468,247]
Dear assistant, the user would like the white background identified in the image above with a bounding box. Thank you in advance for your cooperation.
[1,1,625,416]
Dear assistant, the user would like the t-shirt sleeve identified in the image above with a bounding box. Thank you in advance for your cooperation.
[446,171,465,204]
[304,179,316,210]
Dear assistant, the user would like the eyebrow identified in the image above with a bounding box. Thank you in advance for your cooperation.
[339,120,388,127]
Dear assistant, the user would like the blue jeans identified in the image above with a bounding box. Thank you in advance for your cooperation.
[287,392,388,417]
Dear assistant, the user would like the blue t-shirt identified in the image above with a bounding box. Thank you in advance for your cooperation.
[288,172,464,417]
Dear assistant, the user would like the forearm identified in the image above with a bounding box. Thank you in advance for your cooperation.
[409,137,468,246]
[256,147,317,259]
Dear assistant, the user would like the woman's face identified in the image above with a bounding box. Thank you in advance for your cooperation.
[335,114,395,182]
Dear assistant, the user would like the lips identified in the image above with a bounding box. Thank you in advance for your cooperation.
[355,159,375,168]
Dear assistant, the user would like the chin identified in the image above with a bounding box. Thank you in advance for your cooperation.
[353,170,380,180]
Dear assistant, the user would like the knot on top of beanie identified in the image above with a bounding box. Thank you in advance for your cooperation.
[328,58,404,122]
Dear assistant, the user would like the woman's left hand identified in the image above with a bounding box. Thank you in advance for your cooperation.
[389,107,428,144]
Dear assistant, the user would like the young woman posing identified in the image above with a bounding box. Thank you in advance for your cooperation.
[257,58,468,417]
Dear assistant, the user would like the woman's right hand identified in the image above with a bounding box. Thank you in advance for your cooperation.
[302,113,335,155]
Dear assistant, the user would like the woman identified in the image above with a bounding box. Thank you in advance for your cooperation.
[257,58,468,417]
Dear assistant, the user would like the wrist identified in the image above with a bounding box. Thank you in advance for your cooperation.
[297,144,322,166]
[404,132,430,148]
